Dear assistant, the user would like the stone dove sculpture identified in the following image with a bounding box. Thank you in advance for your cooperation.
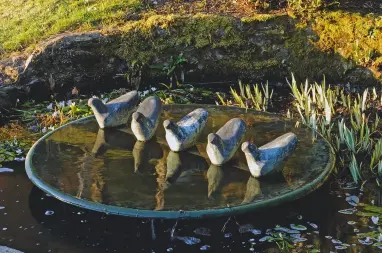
[88,90,138,129]
[163,108,208,152]
[206,118,246,165]
[131,96,162,141]
[241,132,297,178]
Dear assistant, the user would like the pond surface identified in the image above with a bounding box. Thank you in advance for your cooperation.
[27,105,332,218]
[1,162,381,252]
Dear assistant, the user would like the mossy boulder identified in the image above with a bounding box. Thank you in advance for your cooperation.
[7,10,382,100]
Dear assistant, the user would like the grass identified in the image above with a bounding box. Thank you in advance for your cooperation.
[0,0,144,54]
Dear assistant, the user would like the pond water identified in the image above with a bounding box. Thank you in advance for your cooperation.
[1,162,381,252]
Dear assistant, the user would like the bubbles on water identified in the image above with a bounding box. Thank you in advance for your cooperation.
[2,228,7,231]
[345,195,359,207]
[0,206,4,210]
[325,236,332,239]
[297,215,303,220]
[347,221,356,225]
[44,210,54,216]
[334,245,347,250]
[200,245,210,251]
[290,224,307,231]
[167,248,173,252]
[175,236,201,245]
[194,227,211,237]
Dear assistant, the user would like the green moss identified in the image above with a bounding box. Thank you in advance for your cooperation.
[115,14,246,64]
[312,10,382,81]
[285,27,347,82]
[241,13,286,23]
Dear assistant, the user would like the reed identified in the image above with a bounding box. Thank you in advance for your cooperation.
[288,74,381,186]
[217,80,273,111]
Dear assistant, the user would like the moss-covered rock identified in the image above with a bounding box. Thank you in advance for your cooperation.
[9,10,382,100]
[312,11,382,82]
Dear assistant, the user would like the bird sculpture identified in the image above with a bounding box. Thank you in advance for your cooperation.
[88,90,138,128]
[241,132,297,178]
[206,118,246,166]
[131,96,162,141]
[163,108,208,152]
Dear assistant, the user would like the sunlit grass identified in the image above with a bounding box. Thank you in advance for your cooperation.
[0,0,144,55]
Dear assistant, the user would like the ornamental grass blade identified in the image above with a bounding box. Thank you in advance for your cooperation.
[349,154,362,184]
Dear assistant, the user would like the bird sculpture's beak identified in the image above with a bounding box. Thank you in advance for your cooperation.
[132,112,143,122]
[208,133,219,145]
[163,120,175,130]
[241,141,258,153]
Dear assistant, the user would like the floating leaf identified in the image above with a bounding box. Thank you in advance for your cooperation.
[200,245,210,251]
[371,216,379,225]
[358,237,373,245]
[0,168,13,173]
[332,239,342,244]
[307,222,318,229]
[292,237,307,243]
[335,245,348,250]
[194,227,211,237]
[338,208,356,215]
[290,224,307,231]
[175,236,201,245]
[345,195,359,207]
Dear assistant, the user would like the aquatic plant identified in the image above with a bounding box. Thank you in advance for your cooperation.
[288,74,382,185]
[14,98,93,135]
[150,53,188,88]
[217,80,273,111]
[0,136,29,166]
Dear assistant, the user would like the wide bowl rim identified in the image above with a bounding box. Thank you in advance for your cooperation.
[25,104,335,219]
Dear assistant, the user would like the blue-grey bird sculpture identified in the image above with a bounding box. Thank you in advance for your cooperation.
[206,118,246,166]
[88,90,138,128]
[131,96,162,141]
[163,108,208,152]
[241,132,297,178]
